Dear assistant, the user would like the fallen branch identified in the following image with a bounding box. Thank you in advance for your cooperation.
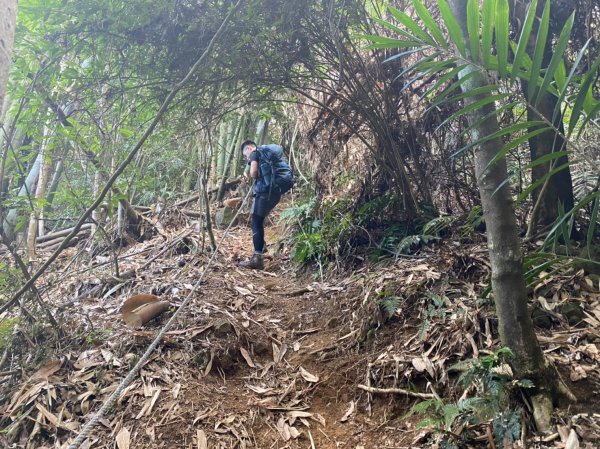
[37,231,89,249]
[36,223,93,243]
[175,178,242,207]
[357,384,436,399]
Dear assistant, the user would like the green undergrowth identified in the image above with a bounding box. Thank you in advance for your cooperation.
[407,348,532,448]
[280,194,488,272]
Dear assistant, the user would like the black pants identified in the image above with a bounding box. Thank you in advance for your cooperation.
[251,192,281,253]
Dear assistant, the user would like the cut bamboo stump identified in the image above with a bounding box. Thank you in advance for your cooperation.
[121,294,170,329]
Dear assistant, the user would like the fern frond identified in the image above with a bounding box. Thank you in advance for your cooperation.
[422,215,457,236]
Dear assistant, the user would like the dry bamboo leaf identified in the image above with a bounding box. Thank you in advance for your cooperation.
[203,350,215,377]
[116,427,130,449]
[235,286,253,296]
[146,388,161,416]
[289,426,301,439]
[570,366,587,382]
[146,426,156,442]
[340,401,356,422]
[566,429,580,449]
[35,403,59,427]
[287,410,325,426]
[557,425,570,442]
[239,347,256,368]
[313,413,326,427]
[136,399,150,419]
[193,408,217,425]
[246,384,274,395]
[196,429,208,449]
[30,359,61,381]
[277,417,292,441]
[299,367,319,383]
[30,411,43,440]
[7,381,45,414]
[412,357,427,373]
[172,383,181,399]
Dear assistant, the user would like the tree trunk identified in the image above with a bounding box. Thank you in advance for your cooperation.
[510,0,575,235]
[449,0,574,430]
[525,91,575,234]
[0,0,17,115]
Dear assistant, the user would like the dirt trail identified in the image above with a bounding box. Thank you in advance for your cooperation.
[3,217,600,448]
[1,222,406,449]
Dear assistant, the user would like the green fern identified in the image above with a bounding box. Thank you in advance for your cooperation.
[395,234,438,256]
[460,205,484,237]
[279,197,317,225]
[422,215,456,236]
[379,295,401,319]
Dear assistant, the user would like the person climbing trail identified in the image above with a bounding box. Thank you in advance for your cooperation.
[239,140,294,269]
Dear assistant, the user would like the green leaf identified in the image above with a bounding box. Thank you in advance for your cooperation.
[372,17,418,43]
[576,100,600,138]
[492,150,568,197]
[363,35,413,49]
[554,60,566,91]
[394,52,440,82]
[437,0,466,56]
[383,48,422,64]
[569,54,600,135]
[480,123,547,172]
[451,121,544,159]
[387,6,436,45]
[466,0,480,61]
[419,64,468,100]
[536,11,574,107]
[516,161,573,204]
[403,399,441,419]
[412,0,447,48]
[426,71,478,111]
[481,0,496,67]
[436,92,509,129]
[400,72,428,93]
[495,0,509,79]
[511,0,537,79]
[459,101,521,138]
[552,38,591,124]
[527,0,551,103]
[544,192,597,242]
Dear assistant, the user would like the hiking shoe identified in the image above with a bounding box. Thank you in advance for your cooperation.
[239,253,264,270]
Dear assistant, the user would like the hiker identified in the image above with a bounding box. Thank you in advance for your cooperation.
[239,140,294,269]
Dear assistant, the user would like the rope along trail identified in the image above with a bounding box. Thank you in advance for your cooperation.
[67,188,253,448]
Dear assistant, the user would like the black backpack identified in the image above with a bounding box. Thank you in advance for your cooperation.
[255,144,294,195]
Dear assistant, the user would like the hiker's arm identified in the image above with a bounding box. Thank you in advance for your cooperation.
[250,160,259,178]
